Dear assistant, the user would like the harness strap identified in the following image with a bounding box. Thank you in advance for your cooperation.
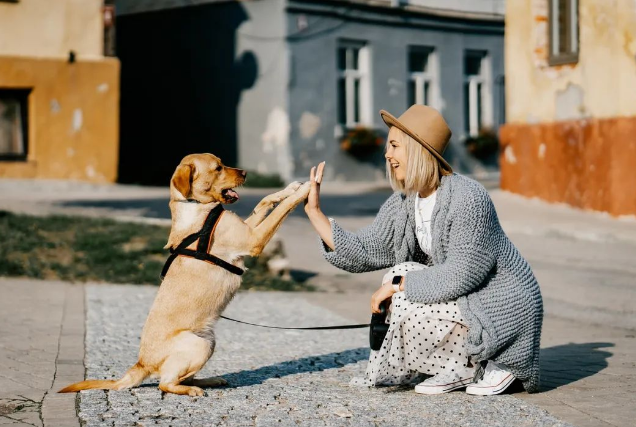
[161,204,244,279]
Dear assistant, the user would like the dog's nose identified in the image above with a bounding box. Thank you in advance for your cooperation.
[240,170,247,177]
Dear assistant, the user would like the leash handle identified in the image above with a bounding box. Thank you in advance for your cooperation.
[219,315,369,330]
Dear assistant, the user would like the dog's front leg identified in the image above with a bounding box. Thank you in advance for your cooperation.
[247,182,311,256]
[244,181,303,228]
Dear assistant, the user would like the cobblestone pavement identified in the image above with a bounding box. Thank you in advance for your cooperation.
[80,285,571,427]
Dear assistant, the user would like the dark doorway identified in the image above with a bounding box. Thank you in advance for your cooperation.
[116,2,257,185]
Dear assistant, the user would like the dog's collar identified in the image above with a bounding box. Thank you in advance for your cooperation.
[175,198,201,204]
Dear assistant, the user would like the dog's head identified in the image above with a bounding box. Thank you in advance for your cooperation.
[170,153,246,204]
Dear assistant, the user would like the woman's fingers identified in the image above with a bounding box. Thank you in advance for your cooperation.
[316,161,325,184]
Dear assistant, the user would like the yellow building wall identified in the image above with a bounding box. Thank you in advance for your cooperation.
[0,0,103,59]
[0,56,120,182]
[501,0,636,216]
[0,0,120,183]
[505,0,636,123]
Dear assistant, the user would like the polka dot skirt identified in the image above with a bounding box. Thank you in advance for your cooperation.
[351,262,474,387]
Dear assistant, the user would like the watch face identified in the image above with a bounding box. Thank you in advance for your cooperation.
[392,275,402,285]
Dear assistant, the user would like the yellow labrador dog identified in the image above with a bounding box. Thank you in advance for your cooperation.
[60,153,311,396]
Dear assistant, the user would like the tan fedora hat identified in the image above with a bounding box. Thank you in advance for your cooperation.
[380,105,453,172]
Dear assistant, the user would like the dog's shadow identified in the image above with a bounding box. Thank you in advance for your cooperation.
[215,347,370,389]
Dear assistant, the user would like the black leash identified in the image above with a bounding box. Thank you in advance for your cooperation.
[219,315,369,330]
[161,204,244,279]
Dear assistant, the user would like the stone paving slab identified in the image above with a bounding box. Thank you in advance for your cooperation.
[0,279,84,427]
[80,284,571,427]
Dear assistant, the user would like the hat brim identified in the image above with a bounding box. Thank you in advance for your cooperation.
[380,109,453,173]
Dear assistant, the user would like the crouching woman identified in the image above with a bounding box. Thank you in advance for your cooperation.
[304,105,543,395]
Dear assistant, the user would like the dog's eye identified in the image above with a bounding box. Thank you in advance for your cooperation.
[215,165,222,172]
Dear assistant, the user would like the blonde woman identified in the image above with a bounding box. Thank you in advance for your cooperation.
[305,105,543,395]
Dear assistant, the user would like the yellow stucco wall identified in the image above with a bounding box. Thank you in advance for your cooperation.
[0,0,103,59]
[0,56,120,182]
[505,0,636,123]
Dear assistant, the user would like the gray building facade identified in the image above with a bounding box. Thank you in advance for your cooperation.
[115,0,504,185]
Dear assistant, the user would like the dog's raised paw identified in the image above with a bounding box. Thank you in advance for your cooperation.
[286,181,303,191]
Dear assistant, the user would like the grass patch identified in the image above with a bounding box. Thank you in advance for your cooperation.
[0,211,313,291]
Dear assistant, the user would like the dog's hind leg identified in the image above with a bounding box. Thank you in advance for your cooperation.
[158,332,213,396]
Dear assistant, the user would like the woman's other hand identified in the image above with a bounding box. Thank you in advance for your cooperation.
[305,161,325,214]
[371,282,396,314]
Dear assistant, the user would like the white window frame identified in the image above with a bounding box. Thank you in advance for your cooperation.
[549,0,579,65]
[464,51,493,137]
[338,41,372,128]
[407,47,440,109]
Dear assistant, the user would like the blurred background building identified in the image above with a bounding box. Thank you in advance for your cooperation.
[114,0,505,185]
[500,0,636,216]
[0,0,120,182]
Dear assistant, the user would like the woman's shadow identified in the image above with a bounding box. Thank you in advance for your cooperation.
[537,342,613,392]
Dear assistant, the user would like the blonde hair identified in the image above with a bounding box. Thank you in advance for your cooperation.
[386,127,452,196]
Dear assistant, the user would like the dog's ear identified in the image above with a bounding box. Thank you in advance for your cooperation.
[172,163,194,198]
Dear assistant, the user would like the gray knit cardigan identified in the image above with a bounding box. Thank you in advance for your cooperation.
[320,174,543,392]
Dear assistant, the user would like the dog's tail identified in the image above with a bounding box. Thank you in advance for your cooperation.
[58,362,149,393]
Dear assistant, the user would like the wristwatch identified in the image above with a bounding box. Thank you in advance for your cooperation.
[391,275,403,292]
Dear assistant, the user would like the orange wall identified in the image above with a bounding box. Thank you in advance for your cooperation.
[0,56,120,182]
[500,116,636,217]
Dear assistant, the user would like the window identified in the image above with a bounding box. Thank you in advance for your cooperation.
[463,50,492,137]
[0,89,29,161]
[548,0,579,65]
[103,3,116,57]
[337,41,371,127]
[407,46,439,109]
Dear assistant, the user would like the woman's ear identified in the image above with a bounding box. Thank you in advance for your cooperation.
[171,163,194,198]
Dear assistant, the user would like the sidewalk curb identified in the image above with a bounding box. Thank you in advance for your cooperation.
[41,284,85,427]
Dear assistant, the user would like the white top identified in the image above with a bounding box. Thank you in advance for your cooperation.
[414,191,437,255]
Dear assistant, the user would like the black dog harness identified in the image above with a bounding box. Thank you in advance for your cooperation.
[161,204,244,279]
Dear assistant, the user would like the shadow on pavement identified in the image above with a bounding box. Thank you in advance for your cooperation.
[60,192,394,220]
[220,347,370,389]
[539,342,613,391]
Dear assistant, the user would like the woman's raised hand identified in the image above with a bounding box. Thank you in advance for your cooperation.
[304,161,325,214]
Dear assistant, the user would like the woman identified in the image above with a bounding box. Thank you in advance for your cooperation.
[304,105,543,395]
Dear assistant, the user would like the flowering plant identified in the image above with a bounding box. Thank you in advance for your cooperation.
[464,128,499,160]
[339,126,384,157]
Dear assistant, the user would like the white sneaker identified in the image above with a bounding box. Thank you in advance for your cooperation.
[414,370,475,395]
[465,361,516,396]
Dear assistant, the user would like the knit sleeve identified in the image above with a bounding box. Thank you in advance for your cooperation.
[318,194,399,273]
[403,188,497,304]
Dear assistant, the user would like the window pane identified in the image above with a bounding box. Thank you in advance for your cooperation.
[464,52,483,76]
[464,82,470,133]
[407,79,416,107]
[337,47,347,71]
[557,0,570,54]
[350,47,360,71]
[423,81,430,105]
[477,82,483,132]
[408,50,429,73]
[0,96,25,156]
[353,78,360,124]
[337,78,346,124]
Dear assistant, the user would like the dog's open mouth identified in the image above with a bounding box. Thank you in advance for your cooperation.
[221,188,240,203]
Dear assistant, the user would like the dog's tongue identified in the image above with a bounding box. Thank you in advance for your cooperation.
[226,189,239,200]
